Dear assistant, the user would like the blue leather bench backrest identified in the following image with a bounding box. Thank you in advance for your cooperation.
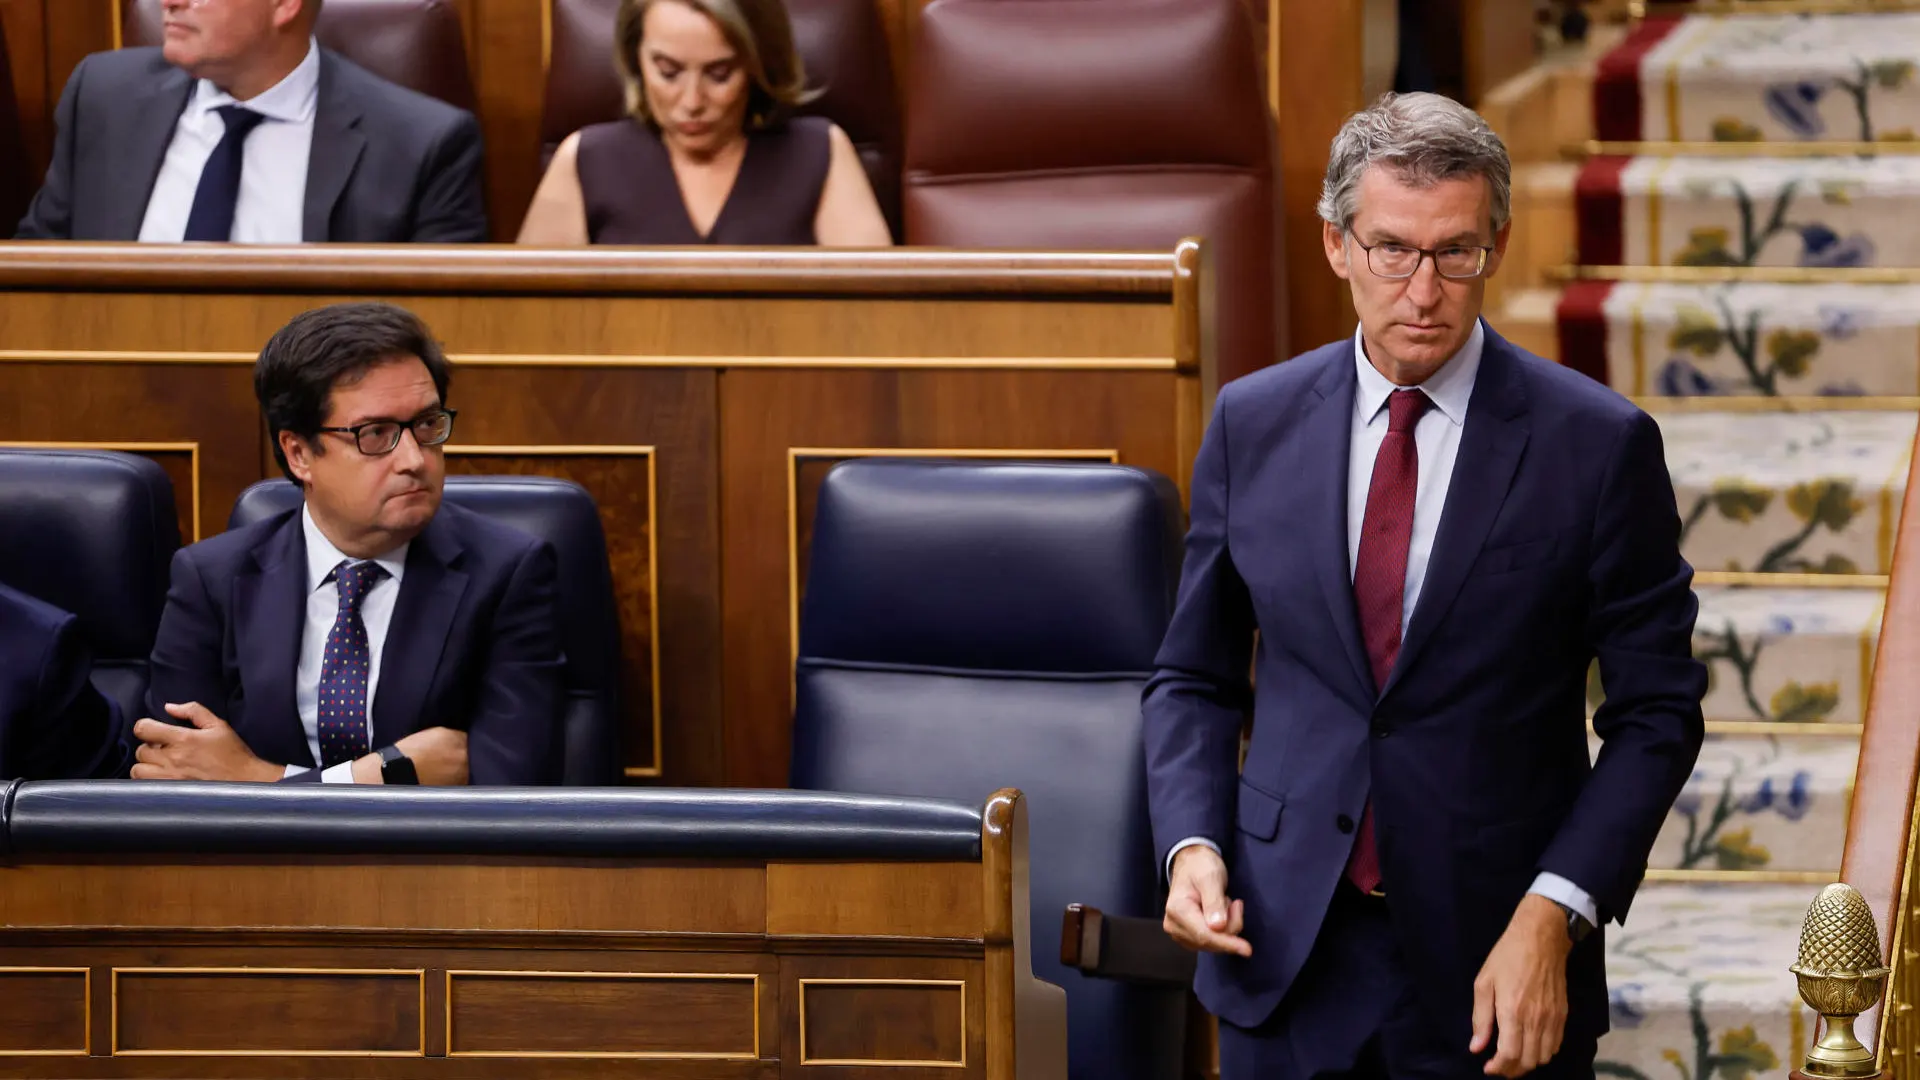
[791,459,1187,1080]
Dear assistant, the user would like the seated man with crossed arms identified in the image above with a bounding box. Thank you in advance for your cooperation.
[134,303,563,785]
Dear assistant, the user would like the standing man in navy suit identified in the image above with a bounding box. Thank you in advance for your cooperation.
[135,302,563,786]
[1144,93,1705,1079]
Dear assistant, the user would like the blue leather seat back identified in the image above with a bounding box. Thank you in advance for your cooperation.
[230,477,623,786]
[0,449,180,727]
[791,459,1186,1080]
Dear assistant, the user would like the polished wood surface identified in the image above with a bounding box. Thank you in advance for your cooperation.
[0,244,1202,786]
[1843,416,1920,1062]
[0,790,1058,1078]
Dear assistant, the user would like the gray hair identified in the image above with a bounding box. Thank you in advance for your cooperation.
[1316,92,1511,235]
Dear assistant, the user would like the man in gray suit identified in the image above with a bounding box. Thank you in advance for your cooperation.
[16,0,487,243]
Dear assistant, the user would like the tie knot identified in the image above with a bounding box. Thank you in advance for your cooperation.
[215,104,266,138]
[333,560,387,609]
[1386,388,1430,434]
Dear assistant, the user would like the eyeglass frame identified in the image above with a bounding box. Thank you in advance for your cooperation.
[1346,236,1497,281]
[313,408,459,456]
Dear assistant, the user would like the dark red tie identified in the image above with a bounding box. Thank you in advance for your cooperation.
[1344,387,1430,894]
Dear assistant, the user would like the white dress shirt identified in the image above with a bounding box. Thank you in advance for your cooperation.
[1170,321,1599,928]
[138,39,319,244]
[284,506,408,783]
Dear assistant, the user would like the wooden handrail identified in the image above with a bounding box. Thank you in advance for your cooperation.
[0,242,1186,297]
[1839,419,1920,1065]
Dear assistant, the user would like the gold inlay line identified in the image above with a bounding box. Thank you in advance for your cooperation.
[797,978,968,1068]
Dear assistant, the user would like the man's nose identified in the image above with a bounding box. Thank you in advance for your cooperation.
[390,427,428,472]
[1404,255,1444,306]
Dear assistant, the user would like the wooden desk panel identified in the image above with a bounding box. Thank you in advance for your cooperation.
[0,244,1204,786]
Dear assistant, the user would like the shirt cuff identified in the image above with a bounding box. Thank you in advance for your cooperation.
[320,760,358,784]
[282,764,308,780]
[1166,836,1222,879]
[1529,871,1599,927]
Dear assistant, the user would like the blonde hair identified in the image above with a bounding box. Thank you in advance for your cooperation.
[614,0,817,131]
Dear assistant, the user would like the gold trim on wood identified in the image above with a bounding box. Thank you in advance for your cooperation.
[797,978,968,1068]
[785,448,1123,670]
[109,967,426,1057]
[444,970,759,1059]
[110,0,121,50]
[0,441,203,542]
[444,444,664,779]
[541,0,553,71]
[1693,571,1889,589]
[1644,869,1839,884]
[0,967,90,1057]
[1701,720,1866,736]
[0,349,1175,372]
[1571,140,1920,159]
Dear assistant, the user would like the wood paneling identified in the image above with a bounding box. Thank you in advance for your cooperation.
[113,969,423,1055]
[0,860,767,935]
[765,862,984,940]
[781,957,984,1080]
[0,969,86,1055]
[470,0,547,241]
[799,980,965,1066]
[1,0,48,177]
[446,971,759,1057]
[0,245,1198,786]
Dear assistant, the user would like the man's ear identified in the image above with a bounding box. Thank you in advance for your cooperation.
[279,430,317,485]
[1484,220,1514,279]
[1323,221,1352,281]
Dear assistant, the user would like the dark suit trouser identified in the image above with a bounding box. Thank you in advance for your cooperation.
[1218,886,1597,1080]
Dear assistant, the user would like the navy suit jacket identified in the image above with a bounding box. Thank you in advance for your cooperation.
[0,582,123,780]
[145,501,564,784]
[1143,326,1706,1044]
[17,47,487,242]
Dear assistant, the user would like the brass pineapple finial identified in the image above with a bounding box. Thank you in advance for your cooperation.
[1791,883,1890,1079]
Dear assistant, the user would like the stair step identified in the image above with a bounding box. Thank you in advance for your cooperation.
[1575,154,1920,268]
[1557,281,1920,397]
[1609,732,1858,873]
[1600,883,1818,1079]
[1657,410,1914,574]
[1693,586,1883,726]
[1596,13,1920,143]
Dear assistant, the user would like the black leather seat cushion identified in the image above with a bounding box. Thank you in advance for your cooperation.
[1,780,982,860]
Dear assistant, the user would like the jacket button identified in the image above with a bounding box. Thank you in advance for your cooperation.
[1371,723,1390,739]
[1336,814,1355,834]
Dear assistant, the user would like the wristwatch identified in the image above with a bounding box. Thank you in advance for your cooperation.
[1550,899,1595,945]
[378,745,419,786]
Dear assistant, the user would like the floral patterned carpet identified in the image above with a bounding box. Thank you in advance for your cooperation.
[1570,8,1915,1079]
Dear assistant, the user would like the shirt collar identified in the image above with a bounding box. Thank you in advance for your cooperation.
[302,503,409,593]
[1352,318,1485,429]
[193,37,320,124]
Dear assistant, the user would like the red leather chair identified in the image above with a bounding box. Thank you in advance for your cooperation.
[0,19,33,232]
[122,0,477,112]
[904,0,1281,384]
[541,0,902,237]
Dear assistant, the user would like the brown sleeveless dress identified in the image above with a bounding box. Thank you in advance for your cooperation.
[575,116,832,245]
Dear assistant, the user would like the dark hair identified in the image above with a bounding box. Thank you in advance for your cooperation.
[256,302,452,483]
[614,0,819,132]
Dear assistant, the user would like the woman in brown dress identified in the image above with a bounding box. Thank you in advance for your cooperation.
[518,0,891,246]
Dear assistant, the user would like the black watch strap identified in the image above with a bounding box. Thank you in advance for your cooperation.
[1551,899,1595,944]
[378,745,419,786]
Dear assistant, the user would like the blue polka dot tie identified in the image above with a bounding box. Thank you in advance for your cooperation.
[317,560,386,769]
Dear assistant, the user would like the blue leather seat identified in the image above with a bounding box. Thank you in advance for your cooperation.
[230,477,623,786]
[791,458,1187,1080]
[0,448,181,734]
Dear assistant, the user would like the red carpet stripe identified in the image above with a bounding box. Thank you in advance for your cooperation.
[1575,155,1633,267]
[1593,16,1686,142]
[1555,280,1615,386]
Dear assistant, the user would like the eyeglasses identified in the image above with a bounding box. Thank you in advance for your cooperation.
[1349,237,1495,281]
[315,409,458,456]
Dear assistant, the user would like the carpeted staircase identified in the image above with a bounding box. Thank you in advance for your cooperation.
[1485,7,1920,1077]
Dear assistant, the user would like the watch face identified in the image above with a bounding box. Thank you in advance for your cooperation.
[382,752,419,786]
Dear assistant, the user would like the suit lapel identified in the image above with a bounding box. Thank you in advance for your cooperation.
[1381,327,1532,699]
[1302,347,1376,702]
[303,52,366,242]
[232,515,315,768]
[109,66,195,240]
[371,514,467,750]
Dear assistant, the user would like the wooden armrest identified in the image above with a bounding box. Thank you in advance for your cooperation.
[1060,903,1198,986]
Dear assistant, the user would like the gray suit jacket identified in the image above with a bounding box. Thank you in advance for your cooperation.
[16,47,487,242]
